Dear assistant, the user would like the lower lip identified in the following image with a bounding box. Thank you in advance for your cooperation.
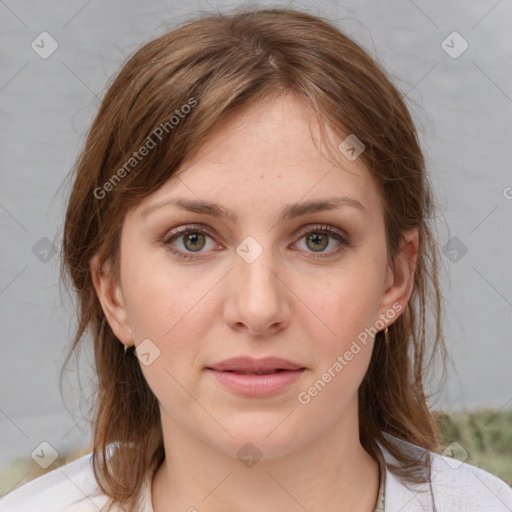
[205,368,305,397]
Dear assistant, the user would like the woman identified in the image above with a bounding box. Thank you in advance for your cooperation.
[1,7,510,512]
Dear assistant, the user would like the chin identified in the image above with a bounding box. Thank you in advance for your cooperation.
[209,417,311,462]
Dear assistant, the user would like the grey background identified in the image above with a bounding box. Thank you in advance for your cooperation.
[1,0,511,479]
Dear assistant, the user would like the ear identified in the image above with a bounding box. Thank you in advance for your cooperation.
[378,228,419,324]
[90,253,134,347]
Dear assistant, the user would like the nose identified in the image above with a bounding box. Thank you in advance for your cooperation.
[223,247,291,337]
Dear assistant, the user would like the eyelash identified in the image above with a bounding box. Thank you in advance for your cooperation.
[160,224,351,261]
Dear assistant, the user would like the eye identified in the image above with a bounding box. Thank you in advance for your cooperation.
[160,223,351,261]
[161,225,220,260]
[293,224,350,257]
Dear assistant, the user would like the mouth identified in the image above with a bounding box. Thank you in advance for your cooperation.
[206,355,305,374]
[215,369,298,375]
[205,367,306,397]
[204,356,306,396]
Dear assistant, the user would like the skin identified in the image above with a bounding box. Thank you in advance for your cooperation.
[91,91,418,512]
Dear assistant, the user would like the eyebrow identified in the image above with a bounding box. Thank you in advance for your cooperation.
[141,196,367,221]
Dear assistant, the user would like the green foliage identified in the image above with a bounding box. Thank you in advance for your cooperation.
[434,408,512,485]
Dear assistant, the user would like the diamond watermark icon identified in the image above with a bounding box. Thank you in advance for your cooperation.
[31,441,59,469]
[237,442,262,468]
[441,441,469,469]
[442,237,468,263]
[32,237,57,263]
[31,32,59,59]
[441,31,468,59]
[135,338,161,366]
[236,236,263,264]
[338,134,365,161]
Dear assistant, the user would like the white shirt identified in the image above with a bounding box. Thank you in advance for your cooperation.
[1,435,511,511]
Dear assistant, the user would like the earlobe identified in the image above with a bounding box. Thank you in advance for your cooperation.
[89,253,134,347]
[380,228,419,323]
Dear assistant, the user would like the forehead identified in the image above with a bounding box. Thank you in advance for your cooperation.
[132,92,383,223]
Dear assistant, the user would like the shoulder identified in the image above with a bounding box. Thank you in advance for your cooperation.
[379,434,512,512]
[429,450,512,511]
[0,452,113,512]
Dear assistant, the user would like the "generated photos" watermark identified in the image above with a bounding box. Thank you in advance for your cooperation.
[93,97,198,200]
[297,302,402,405]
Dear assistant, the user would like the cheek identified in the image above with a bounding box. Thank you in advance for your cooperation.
[295,278,379,414]
[292,258,384,405]
[120,245,213,341]
[300,266,384,345]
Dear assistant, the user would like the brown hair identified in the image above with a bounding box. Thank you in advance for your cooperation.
[60,6,446,510]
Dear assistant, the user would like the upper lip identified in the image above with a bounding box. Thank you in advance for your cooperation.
[206,356,305,373]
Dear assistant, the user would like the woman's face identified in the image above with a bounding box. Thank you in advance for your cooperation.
[92,92,417,460]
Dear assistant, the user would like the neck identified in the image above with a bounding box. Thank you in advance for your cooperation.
[151,404,380,512]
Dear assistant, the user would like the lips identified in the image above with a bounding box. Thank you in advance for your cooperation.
[206,356,305,374]
[224,369,288,375]
[205,356,306,397]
